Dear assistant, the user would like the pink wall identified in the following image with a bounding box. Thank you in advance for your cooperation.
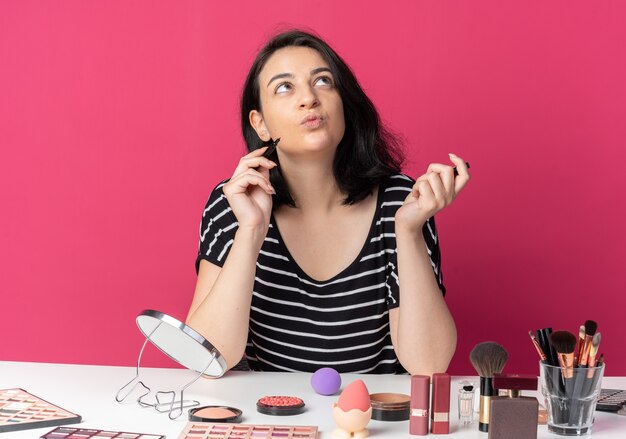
[1,1,624,376]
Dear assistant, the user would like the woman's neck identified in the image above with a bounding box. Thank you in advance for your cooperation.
[278,153,344,213]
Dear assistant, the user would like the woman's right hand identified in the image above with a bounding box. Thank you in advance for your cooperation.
[222,147,277,231]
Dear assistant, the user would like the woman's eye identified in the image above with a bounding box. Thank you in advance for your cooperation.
[275,82,292,94]
[315,76,333,87]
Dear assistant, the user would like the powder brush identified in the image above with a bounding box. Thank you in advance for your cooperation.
[470,342,508,432]
[470,342,508,378]
[549,331,577,379]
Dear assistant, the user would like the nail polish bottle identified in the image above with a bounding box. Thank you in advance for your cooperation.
[458,380,475,425]
[488,374,539,439]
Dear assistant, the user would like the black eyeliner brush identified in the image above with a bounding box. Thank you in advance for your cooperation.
[254,138,280,172]
[263,137,280,159]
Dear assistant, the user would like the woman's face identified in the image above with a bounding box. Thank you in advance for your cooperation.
[250,46,345,158]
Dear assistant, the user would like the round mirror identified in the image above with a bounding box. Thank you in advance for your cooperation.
[136,310,227,377]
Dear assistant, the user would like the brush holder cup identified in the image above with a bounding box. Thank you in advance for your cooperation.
[540,362,605,436]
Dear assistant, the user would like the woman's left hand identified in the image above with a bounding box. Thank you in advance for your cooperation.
[395,153,470,233]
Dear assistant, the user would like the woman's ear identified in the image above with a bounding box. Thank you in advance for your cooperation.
[249,110,271,142]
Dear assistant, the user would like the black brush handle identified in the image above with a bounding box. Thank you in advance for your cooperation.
[538,328,559,366]
[478,376,495,432]
[568,373,586,426]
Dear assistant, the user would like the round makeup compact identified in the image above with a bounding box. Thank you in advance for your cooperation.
[370,393,411,421]
[256,396,305,416]
[188,405,242,423]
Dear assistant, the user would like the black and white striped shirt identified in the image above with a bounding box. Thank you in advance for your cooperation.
[196,173,445,374]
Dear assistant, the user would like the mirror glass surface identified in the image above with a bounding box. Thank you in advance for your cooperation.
[136,310,227,377]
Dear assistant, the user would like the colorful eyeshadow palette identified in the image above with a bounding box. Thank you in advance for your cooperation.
[0,388,81,433]
[178,422,318,439]
[41,427,164,438]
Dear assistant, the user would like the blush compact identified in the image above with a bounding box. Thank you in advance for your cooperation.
[369,393,411,421]
[188,405,243,423]
[256,396,305,416]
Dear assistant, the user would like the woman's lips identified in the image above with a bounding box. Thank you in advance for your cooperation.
[301,114,323,129]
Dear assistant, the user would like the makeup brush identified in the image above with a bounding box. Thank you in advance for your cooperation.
[592,353,605,392]
[597,353,604,367]
[575,325,586,367]
[254,138,281,172]
[579,320,597,367]
[549,330,577,402]
[263,137,281,159]
[470,342,508,432]
[586,333,602,378]
[529,330,547,361]
[579,333,604,405]
[582,351,605,411]
[537,328,559,366]
[549,331,577,379]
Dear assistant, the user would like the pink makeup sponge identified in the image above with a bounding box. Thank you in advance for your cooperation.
[311,367,342,395]
[337,379,370,412]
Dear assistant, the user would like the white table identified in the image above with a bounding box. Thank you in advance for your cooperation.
[1,361,625,438]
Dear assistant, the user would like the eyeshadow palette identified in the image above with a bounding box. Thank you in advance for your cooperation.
[41,427,164,438]
[0,388,81,433]
[596,388,626,413]
[178,422,318,439]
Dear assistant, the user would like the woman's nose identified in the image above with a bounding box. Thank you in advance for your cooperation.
[299,86,319,109]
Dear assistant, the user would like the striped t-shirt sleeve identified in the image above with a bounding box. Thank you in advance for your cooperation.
[384,215,446,310]
[195,180,238,273]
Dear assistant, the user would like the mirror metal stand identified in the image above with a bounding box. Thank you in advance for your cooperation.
[115,318,216,420]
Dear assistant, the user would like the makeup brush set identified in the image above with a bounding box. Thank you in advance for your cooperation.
[531,323,603,396]
[529,320,603,373]
[529,320,612,434]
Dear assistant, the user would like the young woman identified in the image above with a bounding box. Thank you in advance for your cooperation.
[186,30,469,375]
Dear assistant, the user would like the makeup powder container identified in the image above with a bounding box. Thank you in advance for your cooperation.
[188,405,242,423]
[256,396,305,416]
[369,393,410,421]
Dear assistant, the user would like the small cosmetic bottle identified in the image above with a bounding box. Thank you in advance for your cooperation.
[458,380,475,425]
[431,373,450,434]
[409,375,430,435]
[489,374,539,439]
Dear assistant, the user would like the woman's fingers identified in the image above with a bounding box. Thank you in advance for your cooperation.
[412,154,471,211]
[426,163,455,198]
[232,147,277,177]
[426,172,448,207]
[226,168,274,195]
[418,180,440,213]
[448,153,470,193]
[399,155,470,230]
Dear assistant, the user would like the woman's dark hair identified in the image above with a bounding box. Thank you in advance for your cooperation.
[241,29,404,207]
